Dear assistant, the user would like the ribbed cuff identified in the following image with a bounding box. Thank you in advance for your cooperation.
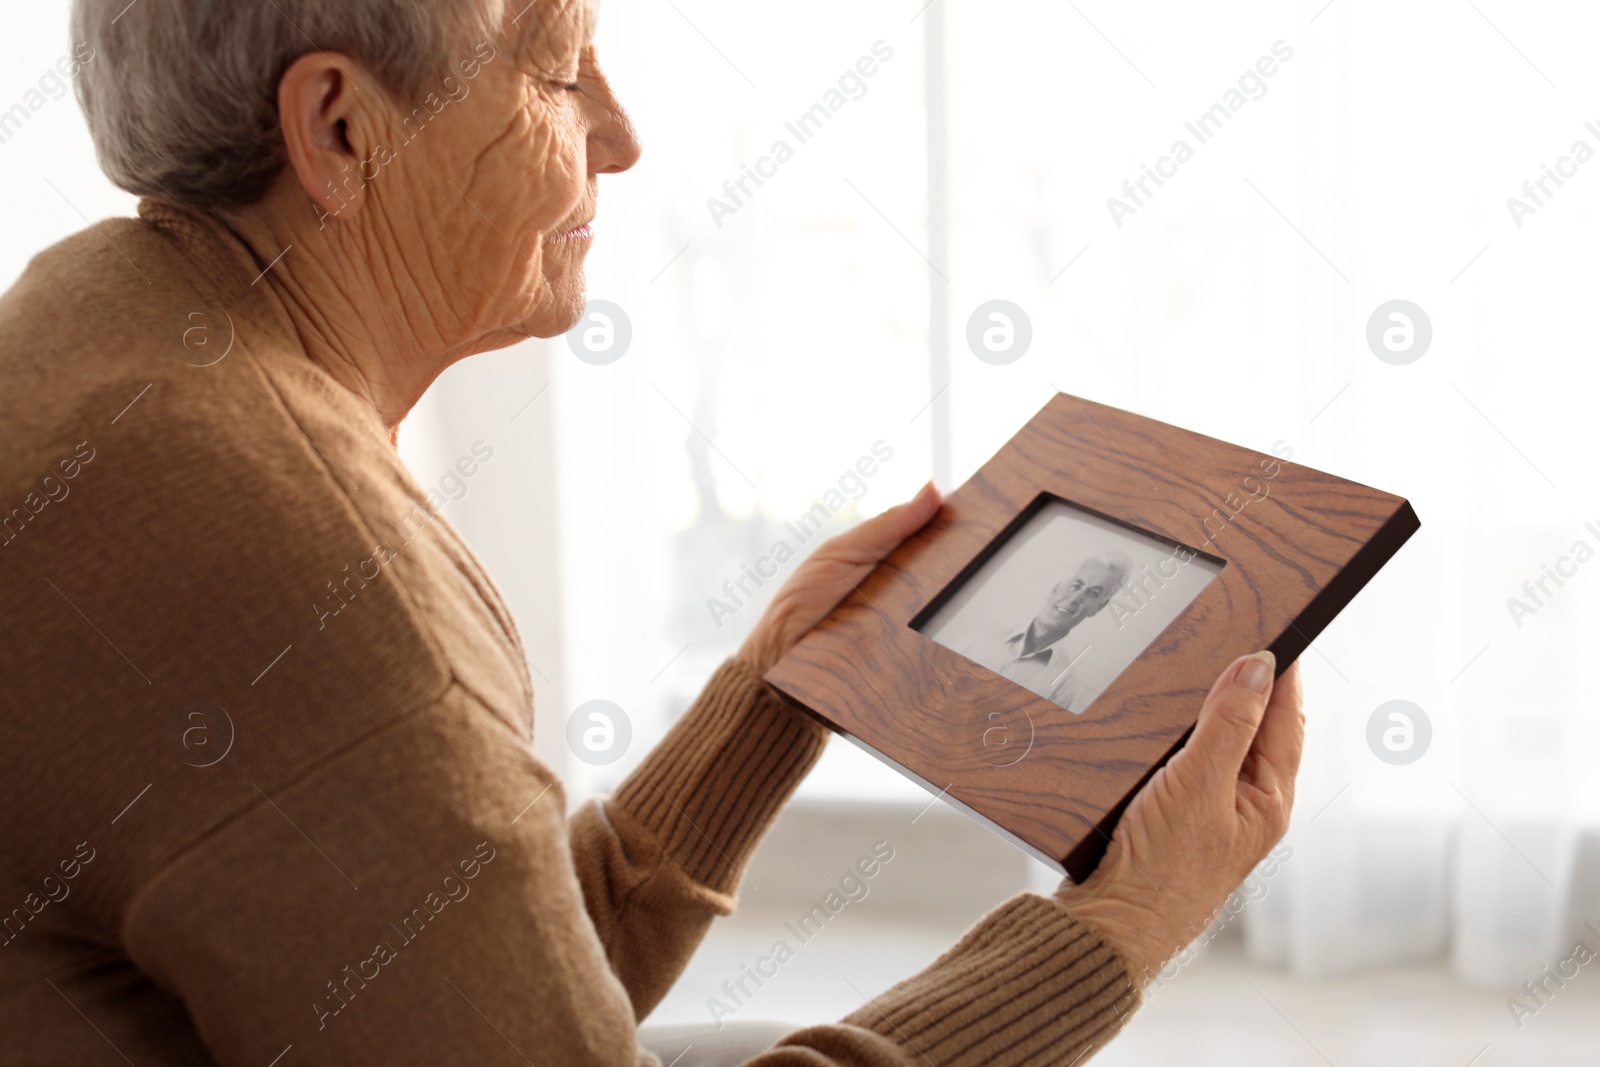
[843,894,1140,1067]
[611,657,830,894]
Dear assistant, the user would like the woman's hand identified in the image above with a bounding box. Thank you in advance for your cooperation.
[736,481,943,677]
[1054,651,1305,982]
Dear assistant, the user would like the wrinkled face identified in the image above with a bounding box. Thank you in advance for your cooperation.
[1038,559,1122,630]
[383,0,639,346]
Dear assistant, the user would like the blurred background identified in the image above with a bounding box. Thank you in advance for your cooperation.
[6,0,1599,1062]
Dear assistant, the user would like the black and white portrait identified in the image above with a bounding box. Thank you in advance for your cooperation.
[917,498,1223,714]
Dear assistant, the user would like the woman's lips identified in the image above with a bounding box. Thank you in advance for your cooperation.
[556,222,593,240]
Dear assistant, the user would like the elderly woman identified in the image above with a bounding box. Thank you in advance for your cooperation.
[0,1,1304,1064]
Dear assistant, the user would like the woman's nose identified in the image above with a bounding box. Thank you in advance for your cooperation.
[587,67,641,175]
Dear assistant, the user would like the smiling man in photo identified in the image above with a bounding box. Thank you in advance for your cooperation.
[959,551,1132,713]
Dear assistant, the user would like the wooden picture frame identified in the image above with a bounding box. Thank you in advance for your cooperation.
[765,393,1420,882]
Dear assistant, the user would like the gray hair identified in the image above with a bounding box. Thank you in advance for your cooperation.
[70,0,505,210]
[1085,550,1132,592]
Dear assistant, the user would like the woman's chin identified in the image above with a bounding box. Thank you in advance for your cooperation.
[509,284,588,340]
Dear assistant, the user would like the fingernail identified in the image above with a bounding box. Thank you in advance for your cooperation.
[915,480,937,504]
[1237,651,1275,694]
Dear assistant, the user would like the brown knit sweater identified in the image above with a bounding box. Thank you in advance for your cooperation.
[0,199,1139,1065]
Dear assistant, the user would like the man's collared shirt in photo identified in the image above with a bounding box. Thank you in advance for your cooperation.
[957,624,1111,714]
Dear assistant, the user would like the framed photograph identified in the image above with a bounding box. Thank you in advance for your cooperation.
[915,497,1225,718]
[766,393,1420,882]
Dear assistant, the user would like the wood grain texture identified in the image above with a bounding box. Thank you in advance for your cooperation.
[766,393,1420,882]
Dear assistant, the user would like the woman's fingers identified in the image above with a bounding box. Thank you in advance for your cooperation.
[735,482,942,675]
[1056,652,1308,981]
[1179,651,1277,794]
[819,480,941,564]
[1241,659,1305,801]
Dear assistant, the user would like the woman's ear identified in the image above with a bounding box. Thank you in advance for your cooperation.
[276,52,380,220]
